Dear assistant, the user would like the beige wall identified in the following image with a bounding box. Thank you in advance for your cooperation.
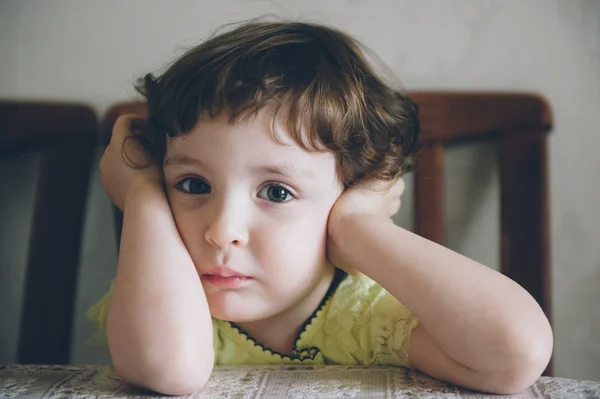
[1,0,599,380]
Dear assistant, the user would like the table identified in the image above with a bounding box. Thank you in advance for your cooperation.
[1,364,598,398]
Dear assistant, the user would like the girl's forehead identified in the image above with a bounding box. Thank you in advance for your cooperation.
[167,120,333,165]
[167,128,307,162]
[169,111,322,156]
[181,106,328,149]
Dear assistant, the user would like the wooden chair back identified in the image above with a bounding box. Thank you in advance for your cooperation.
[0,101,97,364]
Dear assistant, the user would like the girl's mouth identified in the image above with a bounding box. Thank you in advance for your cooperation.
[201,266,253,288]
[201,274,253,288]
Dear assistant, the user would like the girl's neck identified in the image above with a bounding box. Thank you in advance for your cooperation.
[235,266,336,356]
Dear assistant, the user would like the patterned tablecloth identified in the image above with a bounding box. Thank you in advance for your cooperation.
[1,364,599,398]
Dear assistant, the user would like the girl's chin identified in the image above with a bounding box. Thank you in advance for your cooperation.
[206,295,273,323]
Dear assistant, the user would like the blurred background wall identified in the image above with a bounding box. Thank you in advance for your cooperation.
[0,0,599,380]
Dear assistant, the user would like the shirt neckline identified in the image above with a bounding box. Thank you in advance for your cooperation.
[223,268,347,362]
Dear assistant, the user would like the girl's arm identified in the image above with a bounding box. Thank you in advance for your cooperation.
[107,184,213,395]
[327,180,553,394]
[101,116,213,395]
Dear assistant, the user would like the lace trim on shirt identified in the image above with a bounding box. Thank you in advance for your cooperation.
[227,268,347,362]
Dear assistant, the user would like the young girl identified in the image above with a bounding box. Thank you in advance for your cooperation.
[89,20,553,396]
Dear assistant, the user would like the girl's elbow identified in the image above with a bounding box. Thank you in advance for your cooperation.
[487,335,554,394]
[487,362,546,395]
[114,349,215,396]
[143,364,213,396]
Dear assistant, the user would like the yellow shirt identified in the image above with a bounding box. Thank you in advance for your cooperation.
[88,273,419,367]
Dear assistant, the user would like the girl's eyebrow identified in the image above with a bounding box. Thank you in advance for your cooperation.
[252,164,317,181]
[164,156,209,170]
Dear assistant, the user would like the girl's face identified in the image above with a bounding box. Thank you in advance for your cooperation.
[163,109,344,323]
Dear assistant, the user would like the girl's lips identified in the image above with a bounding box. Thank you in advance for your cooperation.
[201,274,253,288]
[203,265,248,278]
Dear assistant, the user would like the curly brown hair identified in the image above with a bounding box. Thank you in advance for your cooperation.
[132,19,419,188]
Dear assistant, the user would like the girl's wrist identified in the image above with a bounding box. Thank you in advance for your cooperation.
[123,180,168,213]
[329,212,389,242]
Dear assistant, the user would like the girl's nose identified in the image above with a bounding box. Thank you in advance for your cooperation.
[204,199,249,250]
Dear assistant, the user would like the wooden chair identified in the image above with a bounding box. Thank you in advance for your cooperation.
[100,92,553,373]
[0,101,98,364]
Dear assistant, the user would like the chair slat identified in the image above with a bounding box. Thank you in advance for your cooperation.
[414,144,445,244]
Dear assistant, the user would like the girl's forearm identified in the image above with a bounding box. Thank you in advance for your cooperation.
[330,215,553,374]
[106,183,213,395]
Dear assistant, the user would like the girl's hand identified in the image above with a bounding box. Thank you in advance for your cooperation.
[100,115,162,211]
[327,177,405,274]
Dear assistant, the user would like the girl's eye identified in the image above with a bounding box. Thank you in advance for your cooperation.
[258,184,294,203]
[176,177,211,194]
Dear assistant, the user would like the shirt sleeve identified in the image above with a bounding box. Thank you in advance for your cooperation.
[326,274,420,367]
[86,283,114,347]
[364,285,419,366]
